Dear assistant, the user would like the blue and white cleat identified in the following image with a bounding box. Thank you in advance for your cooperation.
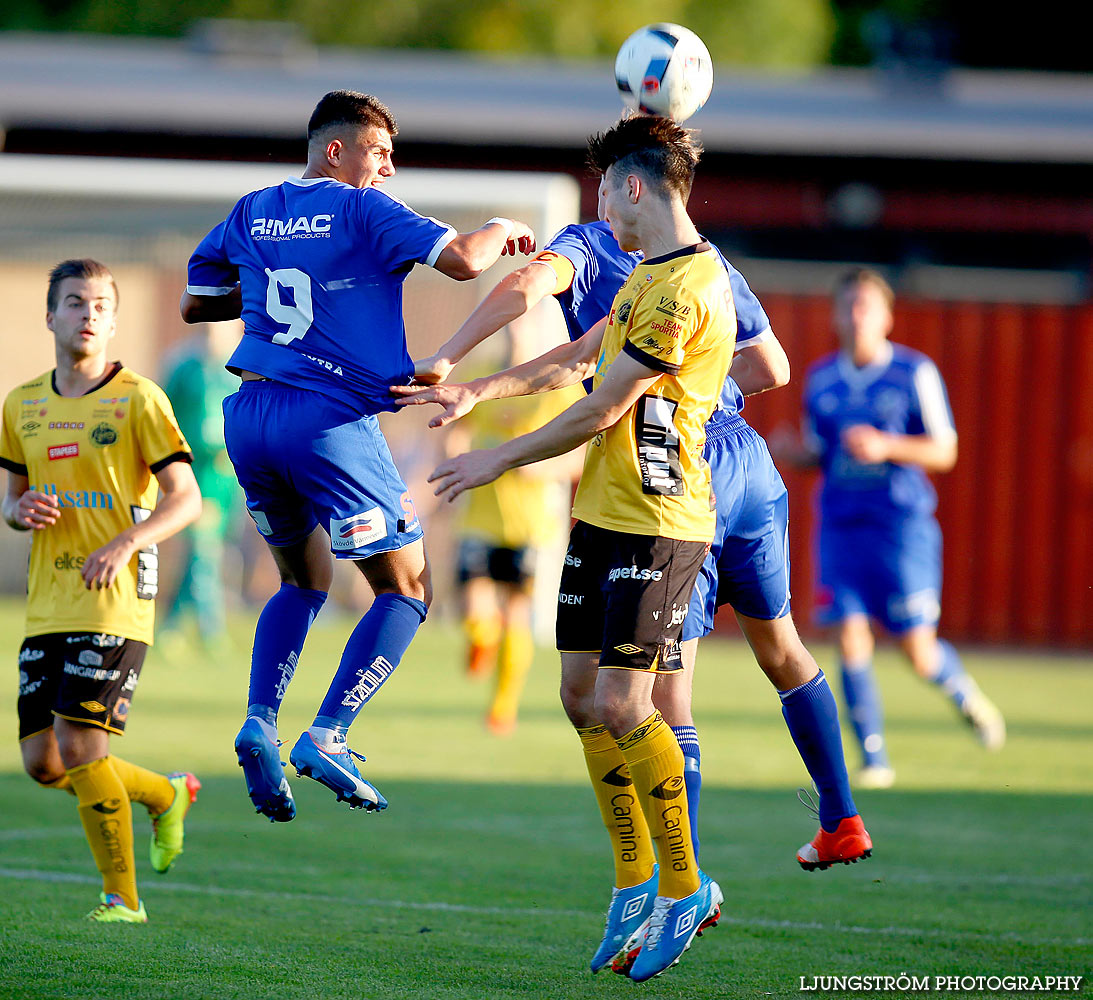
[234,718,296,823]
[626,871,724,982]
[589,867,658,973]
[289,732,388,812]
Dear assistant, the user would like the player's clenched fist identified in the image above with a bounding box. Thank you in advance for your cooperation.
[503,221,536,257]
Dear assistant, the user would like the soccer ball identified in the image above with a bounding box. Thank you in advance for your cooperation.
[614,23,714,124]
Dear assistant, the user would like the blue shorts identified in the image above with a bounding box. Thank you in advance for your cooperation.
[816,516,941,634]
[223,380,423,559]
[683,416,791,640]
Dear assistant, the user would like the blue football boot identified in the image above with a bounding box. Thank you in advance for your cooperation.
[234,718,295,822]
[589,867,658,973]
[289,732,388,812]
[627,871,723,982]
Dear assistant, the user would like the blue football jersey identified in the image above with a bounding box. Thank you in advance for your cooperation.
[803,342,957,523]
[542,221,772,418]
[187,176,455,413]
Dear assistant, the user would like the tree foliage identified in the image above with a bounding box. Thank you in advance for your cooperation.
[2,0,835,68]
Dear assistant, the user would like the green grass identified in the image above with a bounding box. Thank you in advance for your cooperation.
[0,597,1089,999]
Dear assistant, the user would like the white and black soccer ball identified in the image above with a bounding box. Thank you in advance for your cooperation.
[614,23,714,124]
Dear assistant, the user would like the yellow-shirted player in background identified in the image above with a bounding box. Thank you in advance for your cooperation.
[0,259,203,923]
[423,116,730,981]
[450,324,584,734]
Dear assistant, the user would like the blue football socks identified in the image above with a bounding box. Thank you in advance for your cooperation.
[781,670,858,832]
[928,639,973,710]
[839,658,889,769]
[314,593,428,730]
[671,724,702,861]
[247,584,328,725]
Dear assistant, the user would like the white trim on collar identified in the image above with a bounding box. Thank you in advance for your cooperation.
[285,175,343,187]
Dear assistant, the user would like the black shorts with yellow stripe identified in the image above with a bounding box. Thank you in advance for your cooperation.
[17,633,148,739]
[555,521,709,672]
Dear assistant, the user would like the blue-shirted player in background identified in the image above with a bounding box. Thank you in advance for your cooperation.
[774,268,1005,789]
[180,90,536,820]
[403,188,870,967]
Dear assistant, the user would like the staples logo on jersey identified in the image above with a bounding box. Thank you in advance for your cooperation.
[48,443,79,461]
[250,215,334,241]
[330,508,388,551]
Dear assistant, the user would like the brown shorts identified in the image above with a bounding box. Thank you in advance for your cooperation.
[555,521,708,672]
[17,632,148,739]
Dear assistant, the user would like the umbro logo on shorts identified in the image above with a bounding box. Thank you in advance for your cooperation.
[614,643,643,655]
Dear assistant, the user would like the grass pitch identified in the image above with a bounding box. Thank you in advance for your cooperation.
[0,597,1089,999]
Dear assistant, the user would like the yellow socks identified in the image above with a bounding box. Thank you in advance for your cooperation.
[487,625,534,730]
[577,724,656,889]
[39,774,75,795]
[66,757,139,910]
[108,755,174,815]
[616,711,700,899]
[464,614,502,677]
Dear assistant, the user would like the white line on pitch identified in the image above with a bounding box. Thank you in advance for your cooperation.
[0,866,1086,948]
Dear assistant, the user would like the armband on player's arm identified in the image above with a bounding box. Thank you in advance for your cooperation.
[529,250,577,296]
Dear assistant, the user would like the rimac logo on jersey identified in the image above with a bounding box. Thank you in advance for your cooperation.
[251,215,334,241]
[330,508,388,551]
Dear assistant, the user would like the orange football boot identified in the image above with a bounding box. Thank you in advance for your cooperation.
[797,814,873,871]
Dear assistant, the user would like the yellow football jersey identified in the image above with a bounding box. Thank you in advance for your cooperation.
[458,383,585,549]
[0,364,192,643]
[571,243,736,542]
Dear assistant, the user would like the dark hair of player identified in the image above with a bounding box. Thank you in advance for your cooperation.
[835,267,895,309]
[46,258,118,313]
[586,114,702,200]
[307,90,398,146]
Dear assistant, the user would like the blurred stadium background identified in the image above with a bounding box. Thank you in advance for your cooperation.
[0,11,1090,645]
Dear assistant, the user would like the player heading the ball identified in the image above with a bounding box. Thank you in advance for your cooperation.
[181,90,537,821]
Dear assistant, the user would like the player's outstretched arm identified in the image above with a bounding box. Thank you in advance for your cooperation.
[841,425,957,472]
[730,335,791,397]
[179,286,243,324]
[392,318,607,428]
[428,350,657,503]
[768,420,823,469]
[433,218,536,282]
[2,473,60,532]
[414,261,561,385]
[80,461,202,591]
